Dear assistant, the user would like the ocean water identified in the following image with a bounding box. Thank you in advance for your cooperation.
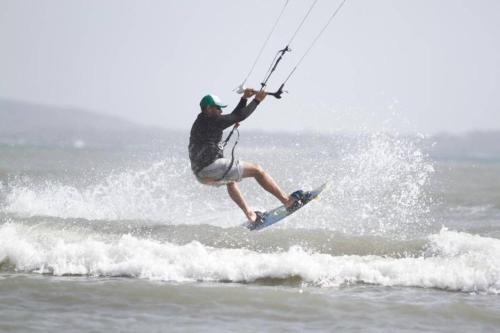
[1,132,499,332]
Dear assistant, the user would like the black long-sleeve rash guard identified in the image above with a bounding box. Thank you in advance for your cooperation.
[189,97,260,173]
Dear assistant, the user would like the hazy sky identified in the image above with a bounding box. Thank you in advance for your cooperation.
[1,0,499,134]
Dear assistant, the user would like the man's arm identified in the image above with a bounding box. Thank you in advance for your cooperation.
[213,97,260,130]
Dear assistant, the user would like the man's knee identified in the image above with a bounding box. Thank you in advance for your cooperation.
[248,163,264,177]
[254,164,264,176]
[241,161,265,178]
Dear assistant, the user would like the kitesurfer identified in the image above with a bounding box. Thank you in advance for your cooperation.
[188,89,304,226]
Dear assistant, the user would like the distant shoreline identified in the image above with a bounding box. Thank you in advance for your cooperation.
[1,98,499,160]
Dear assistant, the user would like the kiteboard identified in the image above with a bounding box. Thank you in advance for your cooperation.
[243,182,328,231]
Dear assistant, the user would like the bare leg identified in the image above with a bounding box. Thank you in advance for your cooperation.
[201,162,295,222]
[240,161,294,207]
[227,182,256,221]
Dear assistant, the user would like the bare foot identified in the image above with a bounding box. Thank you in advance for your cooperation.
[246,211,257,222]
[284,195,297,208]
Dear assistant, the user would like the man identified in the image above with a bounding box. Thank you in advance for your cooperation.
[189,88,303,226]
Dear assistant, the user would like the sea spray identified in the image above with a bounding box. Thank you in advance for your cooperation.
[2,133,435,237]
[318,132,435,237]
[3,159,209,222]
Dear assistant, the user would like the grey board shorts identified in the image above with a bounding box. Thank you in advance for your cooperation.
[195,158,243,186]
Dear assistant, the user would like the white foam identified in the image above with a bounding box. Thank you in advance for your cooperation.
[1,224,498,294]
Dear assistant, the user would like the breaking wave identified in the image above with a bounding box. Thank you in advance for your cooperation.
[0,223,498,294]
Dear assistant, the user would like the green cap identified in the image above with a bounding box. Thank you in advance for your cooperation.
[199,94,227,109]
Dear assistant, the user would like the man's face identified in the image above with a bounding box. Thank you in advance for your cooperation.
[206,105,222,116]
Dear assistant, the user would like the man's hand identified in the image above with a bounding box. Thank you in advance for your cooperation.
[243,88,256,99]
[255,90,267,102]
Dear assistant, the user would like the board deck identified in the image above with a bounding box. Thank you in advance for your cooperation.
[243,182,328,231]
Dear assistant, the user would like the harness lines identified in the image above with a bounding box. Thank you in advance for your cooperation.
[216,123,240,182]
[218,0,348,181]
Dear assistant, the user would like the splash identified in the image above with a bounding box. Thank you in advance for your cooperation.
[315,132,435,237]
[2,159,209,222]
[2,133,435,237]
